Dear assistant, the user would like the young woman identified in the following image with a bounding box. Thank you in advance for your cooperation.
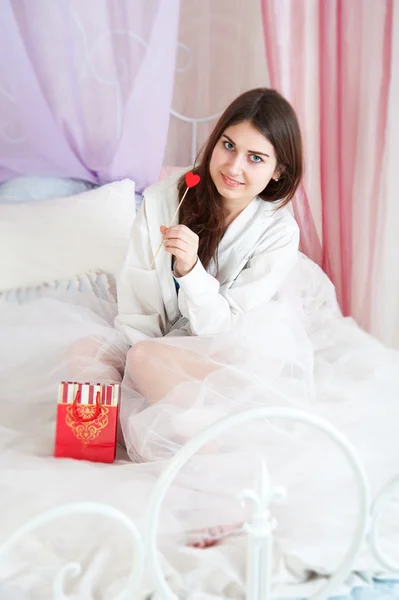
[115,88,305,410]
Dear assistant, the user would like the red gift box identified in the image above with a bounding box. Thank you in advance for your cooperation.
[54,381,120,463]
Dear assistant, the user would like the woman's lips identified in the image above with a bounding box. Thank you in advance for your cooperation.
[221,173,243,187]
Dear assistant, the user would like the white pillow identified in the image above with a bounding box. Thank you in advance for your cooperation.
[0,179,136,291]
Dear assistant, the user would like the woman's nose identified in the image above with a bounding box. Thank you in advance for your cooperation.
[227,154,244,175]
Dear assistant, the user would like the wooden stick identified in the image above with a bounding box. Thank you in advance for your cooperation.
[148,186,189,270]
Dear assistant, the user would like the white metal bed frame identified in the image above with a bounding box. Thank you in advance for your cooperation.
[0,38,398,600]
[0,408,397,600]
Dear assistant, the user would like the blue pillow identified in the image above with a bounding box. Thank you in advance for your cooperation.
[135,193,144,212]
[0,176,96,203]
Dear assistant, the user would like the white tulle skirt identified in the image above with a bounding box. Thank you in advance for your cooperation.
[0,253,398,598]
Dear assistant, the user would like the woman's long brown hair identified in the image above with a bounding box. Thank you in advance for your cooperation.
[178,88,303,270]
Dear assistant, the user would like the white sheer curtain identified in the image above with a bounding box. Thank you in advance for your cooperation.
[163,0,269,167]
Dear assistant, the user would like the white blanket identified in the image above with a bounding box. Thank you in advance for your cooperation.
[0,254,398,599]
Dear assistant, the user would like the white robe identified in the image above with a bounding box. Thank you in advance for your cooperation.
[114,169,300,341]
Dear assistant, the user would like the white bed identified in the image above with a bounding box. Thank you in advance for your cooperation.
[0,165,398,600]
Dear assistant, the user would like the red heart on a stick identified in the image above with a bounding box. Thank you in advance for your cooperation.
[185,172,200,188]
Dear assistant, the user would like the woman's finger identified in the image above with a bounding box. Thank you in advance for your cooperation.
[165,225,198,242]
[164,236,189,248]
[163,230,193,245]
[164,246,186,261]
[164,240,188,253]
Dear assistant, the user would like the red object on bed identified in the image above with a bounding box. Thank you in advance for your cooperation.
[54,382,120,463]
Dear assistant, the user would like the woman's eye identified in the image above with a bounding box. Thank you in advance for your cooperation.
[250,154,263,163]
[223,141,234,151]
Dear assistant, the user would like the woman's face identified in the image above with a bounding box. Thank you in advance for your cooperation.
[209,120,280,208]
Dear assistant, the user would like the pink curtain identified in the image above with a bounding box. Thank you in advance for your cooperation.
[0,0,180,192]
[261,0,393,324]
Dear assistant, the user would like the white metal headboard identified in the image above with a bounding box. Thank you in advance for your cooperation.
[170,108,221,165]
[170,43,221,165]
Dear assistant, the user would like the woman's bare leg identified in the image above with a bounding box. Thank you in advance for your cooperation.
[125,340,223,404]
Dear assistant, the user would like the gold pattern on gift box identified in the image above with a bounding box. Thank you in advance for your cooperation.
[65,405,109,445]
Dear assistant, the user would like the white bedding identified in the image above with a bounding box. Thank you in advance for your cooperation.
[0,253,398,599]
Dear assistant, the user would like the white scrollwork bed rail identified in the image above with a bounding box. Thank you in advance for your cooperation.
[0,503,145,600]
[4,408,397,600]
[368,476,399,573]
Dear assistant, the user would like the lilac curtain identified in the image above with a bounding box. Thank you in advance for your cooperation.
[0,0,180,192]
